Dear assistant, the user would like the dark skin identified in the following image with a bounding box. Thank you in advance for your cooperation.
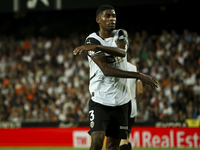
[74,9,158,150]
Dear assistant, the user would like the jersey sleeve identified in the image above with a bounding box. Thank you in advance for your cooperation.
[117,29,128,45]
[85,37,104,58]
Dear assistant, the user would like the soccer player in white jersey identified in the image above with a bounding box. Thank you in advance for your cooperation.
[73,5,158,150]
[119,62,143,150]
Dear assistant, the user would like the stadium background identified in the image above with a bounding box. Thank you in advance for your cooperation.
[0,0,200,149]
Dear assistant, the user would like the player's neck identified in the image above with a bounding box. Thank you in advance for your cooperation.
[98,29,114,39]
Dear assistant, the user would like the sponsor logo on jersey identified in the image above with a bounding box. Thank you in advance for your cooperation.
[87,40,91,44]
[89,51,94,55]
[120,126,128,130]
[115,56,123,62]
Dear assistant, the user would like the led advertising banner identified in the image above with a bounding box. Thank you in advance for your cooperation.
[0,127,199,148]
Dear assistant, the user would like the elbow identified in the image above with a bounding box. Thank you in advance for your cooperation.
[117,48,126,57]
[115,51,125,57]
[102,71,110,77]
[120,49,127,57]
[120,53,125,57]
[101,68,111,76]
[98,63,112,76]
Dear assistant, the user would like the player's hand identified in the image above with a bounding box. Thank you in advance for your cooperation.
[138,73,158,89]
[73,45,97,55]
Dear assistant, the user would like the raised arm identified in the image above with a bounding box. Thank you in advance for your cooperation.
[73,29,128,57]
[92,54,158,89]
[74,30,158,88]
[73,44,126,57]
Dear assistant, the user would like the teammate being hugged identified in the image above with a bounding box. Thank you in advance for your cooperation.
[73,5,158,150]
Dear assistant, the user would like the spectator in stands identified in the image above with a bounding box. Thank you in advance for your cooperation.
[197,107,200,120]
[159,102,173,121]
[193,77,200,102]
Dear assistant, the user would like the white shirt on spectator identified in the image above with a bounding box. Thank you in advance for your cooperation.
[44,52,51,62]
[56,52,64,64]
[163,105,173,116]
[58,112,66,121]
[22,54,32,63]
[44,41,52,49]
[193,80,200,95]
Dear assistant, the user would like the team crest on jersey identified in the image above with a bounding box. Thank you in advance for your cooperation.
[90,121,94,128]
[89,51,94,55]
[87,40,91,44]
[115,56,123,62]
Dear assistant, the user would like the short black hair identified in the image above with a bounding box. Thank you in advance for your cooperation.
[96,5,115,17]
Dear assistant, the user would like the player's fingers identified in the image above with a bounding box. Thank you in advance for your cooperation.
[149,81,155,89]
[151,79,158,88]
[144,75,157,89]
[150,79,157,88]
[73,48,78,55]
[147,80,154,89]
[148,78,157,88]
[152,77,158,84]
[79,49,83,55]
[74,48,82,55]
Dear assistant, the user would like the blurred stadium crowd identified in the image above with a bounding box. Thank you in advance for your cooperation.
[0,28,200,123]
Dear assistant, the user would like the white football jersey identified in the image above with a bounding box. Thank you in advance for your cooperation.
[86,29,132,106]
[127,62,137,118]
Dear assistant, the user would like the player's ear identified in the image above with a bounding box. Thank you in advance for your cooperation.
[96,17,100,24]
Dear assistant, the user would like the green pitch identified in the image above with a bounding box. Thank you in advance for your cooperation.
[0,148,199,150]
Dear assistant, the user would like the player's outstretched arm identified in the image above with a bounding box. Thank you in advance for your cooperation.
[74,29,128,56]
[92,55,158,89]
[73,44,126,57]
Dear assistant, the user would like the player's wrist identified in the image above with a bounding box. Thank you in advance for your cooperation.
[138,72,142,80]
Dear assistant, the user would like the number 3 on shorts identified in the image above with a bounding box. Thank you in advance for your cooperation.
[89,110,94,121]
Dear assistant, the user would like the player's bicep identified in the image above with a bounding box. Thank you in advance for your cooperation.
[85,37,109,71]
[92,55,108,72]
[85,38,104,57]
[117,42,127,51]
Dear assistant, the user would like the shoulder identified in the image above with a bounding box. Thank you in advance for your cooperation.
[115,29,128,44]
[85,33,101,45]
[85,38,101,45]
[86,33,103,57]
[86,32,98,39]
[117,29,128,37]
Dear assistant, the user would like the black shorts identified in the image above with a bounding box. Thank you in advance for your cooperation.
[128,117,135,133]
[88,99,131,139]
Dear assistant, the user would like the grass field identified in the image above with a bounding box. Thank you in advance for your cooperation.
[0,148,199,150]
